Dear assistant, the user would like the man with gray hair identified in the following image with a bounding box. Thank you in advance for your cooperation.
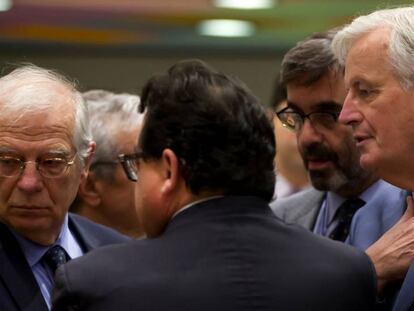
[71,90,144,238]
[0,65,129,311]
[332,6,414,310]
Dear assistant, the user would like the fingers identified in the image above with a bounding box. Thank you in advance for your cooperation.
[397,195,414,224]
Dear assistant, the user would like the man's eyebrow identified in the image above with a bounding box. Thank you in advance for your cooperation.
[0,147,17,153]
[312,101,343,111]
[286,101,302,111]
[42,149,72,157]
[286,101,341,112]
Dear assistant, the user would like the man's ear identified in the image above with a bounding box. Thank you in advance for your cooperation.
[78,172,101,207]
[80,141,96,179]
[160,148,181,195]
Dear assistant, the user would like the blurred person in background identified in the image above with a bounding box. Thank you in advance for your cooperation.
[270,78,310,199]
[71,90,145,238]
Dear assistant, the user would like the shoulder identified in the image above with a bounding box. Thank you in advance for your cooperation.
[270,188,324,220]
[68,213,131,247]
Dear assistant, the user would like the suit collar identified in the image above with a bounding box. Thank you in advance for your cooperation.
[165,195,272,233]
[68,213,98,252]
[0,223,48,311]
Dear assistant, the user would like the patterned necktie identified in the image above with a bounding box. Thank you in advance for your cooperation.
[329,198,365,242]
[42,245,69,274]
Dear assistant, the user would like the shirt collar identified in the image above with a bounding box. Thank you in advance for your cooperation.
[326,180,382,225]
[171,195,224,219]
[12,214,71,267]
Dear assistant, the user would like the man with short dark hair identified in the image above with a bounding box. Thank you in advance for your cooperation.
[53,59,375,311]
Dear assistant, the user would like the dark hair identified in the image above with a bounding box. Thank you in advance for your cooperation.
[269,74,287,111]
[280,28,343,86]
[139,59,275,201]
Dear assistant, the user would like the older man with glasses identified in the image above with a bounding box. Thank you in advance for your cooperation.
[70,90,145,238]
[0,65,129,311]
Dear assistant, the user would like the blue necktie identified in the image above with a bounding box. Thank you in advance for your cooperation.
[329,198,365,242]
[42,245,69,274]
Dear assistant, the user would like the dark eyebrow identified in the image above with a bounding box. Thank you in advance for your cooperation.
[287,101,342,112]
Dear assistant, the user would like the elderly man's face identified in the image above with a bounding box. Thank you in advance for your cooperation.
[340,27,414,188]
[0,103,86,245]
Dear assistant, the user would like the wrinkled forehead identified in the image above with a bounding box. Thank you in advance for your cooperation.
[0,88,76,145]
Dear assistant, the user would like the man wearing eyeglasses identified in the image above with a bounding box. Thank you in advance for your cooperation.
[270,30,408,301]
[70,90,145,238]
[52,59,376,310]
[0,65,129,311]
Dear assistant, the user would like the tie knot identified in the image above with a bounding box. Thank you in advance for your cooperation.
[336,198,365,222]
[42,245,69,274]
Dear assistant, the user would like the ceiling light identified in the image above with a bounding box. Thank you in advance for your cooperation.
[214,0,275,10]
[197,19,256,37]
[0,0,12,11]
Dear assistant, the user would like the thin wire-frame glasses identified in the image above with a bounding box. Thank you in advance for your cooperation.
[0,153,77,178]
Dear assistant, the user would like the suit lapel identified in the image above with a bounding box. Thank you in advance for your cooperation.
[347,186,408,250]
[393,263,414,311]
[68,214,96,252]
[0,224,48,311]
[290,190,324,230]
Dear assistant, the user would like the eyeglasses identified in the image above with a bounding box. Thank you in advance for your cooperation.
[90,160,120,169]
[118,152,144,182]
[276,107,340,132]
[0,153,78,178]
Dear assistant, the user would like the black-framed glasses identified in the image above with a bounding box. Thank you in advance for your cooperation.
[276,107,340,132]
[118,152,144,182]
[0,153,77,179]
[90,160,120,169]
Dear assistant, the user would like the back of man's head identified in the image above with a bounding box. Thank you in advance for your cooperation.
[139,59,276,201]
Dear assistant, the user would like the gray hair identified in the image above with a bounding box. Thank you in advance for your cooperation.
[83,89,143,180]
[331,6,414,90]
[280,29,342,86]
[0,64,92,164]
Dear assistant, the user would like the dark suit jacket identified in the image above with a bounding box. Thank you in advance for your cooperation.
[0,213,130,311]
[53,196,376,311]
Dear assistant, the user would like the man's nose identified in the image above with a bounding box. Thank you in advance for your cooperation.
[339,92,362,126]
[16,162,44,193]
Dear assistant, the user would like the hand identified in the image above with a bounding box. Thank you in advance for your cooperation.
[366,196,414,294]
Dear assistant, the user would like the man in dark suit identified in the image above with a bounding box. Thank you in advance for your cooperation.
[0,65,129,311]
[53,59,376,310]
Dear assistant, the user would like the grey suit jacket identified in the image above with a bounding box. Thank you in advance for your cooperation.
[270,188,324,230]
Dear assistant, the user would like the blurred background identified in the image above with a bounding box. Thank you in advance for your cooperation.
[0,0,411,104]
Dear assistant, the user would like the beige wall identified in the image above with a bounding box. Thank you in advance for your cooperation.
[0,53,282,106]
